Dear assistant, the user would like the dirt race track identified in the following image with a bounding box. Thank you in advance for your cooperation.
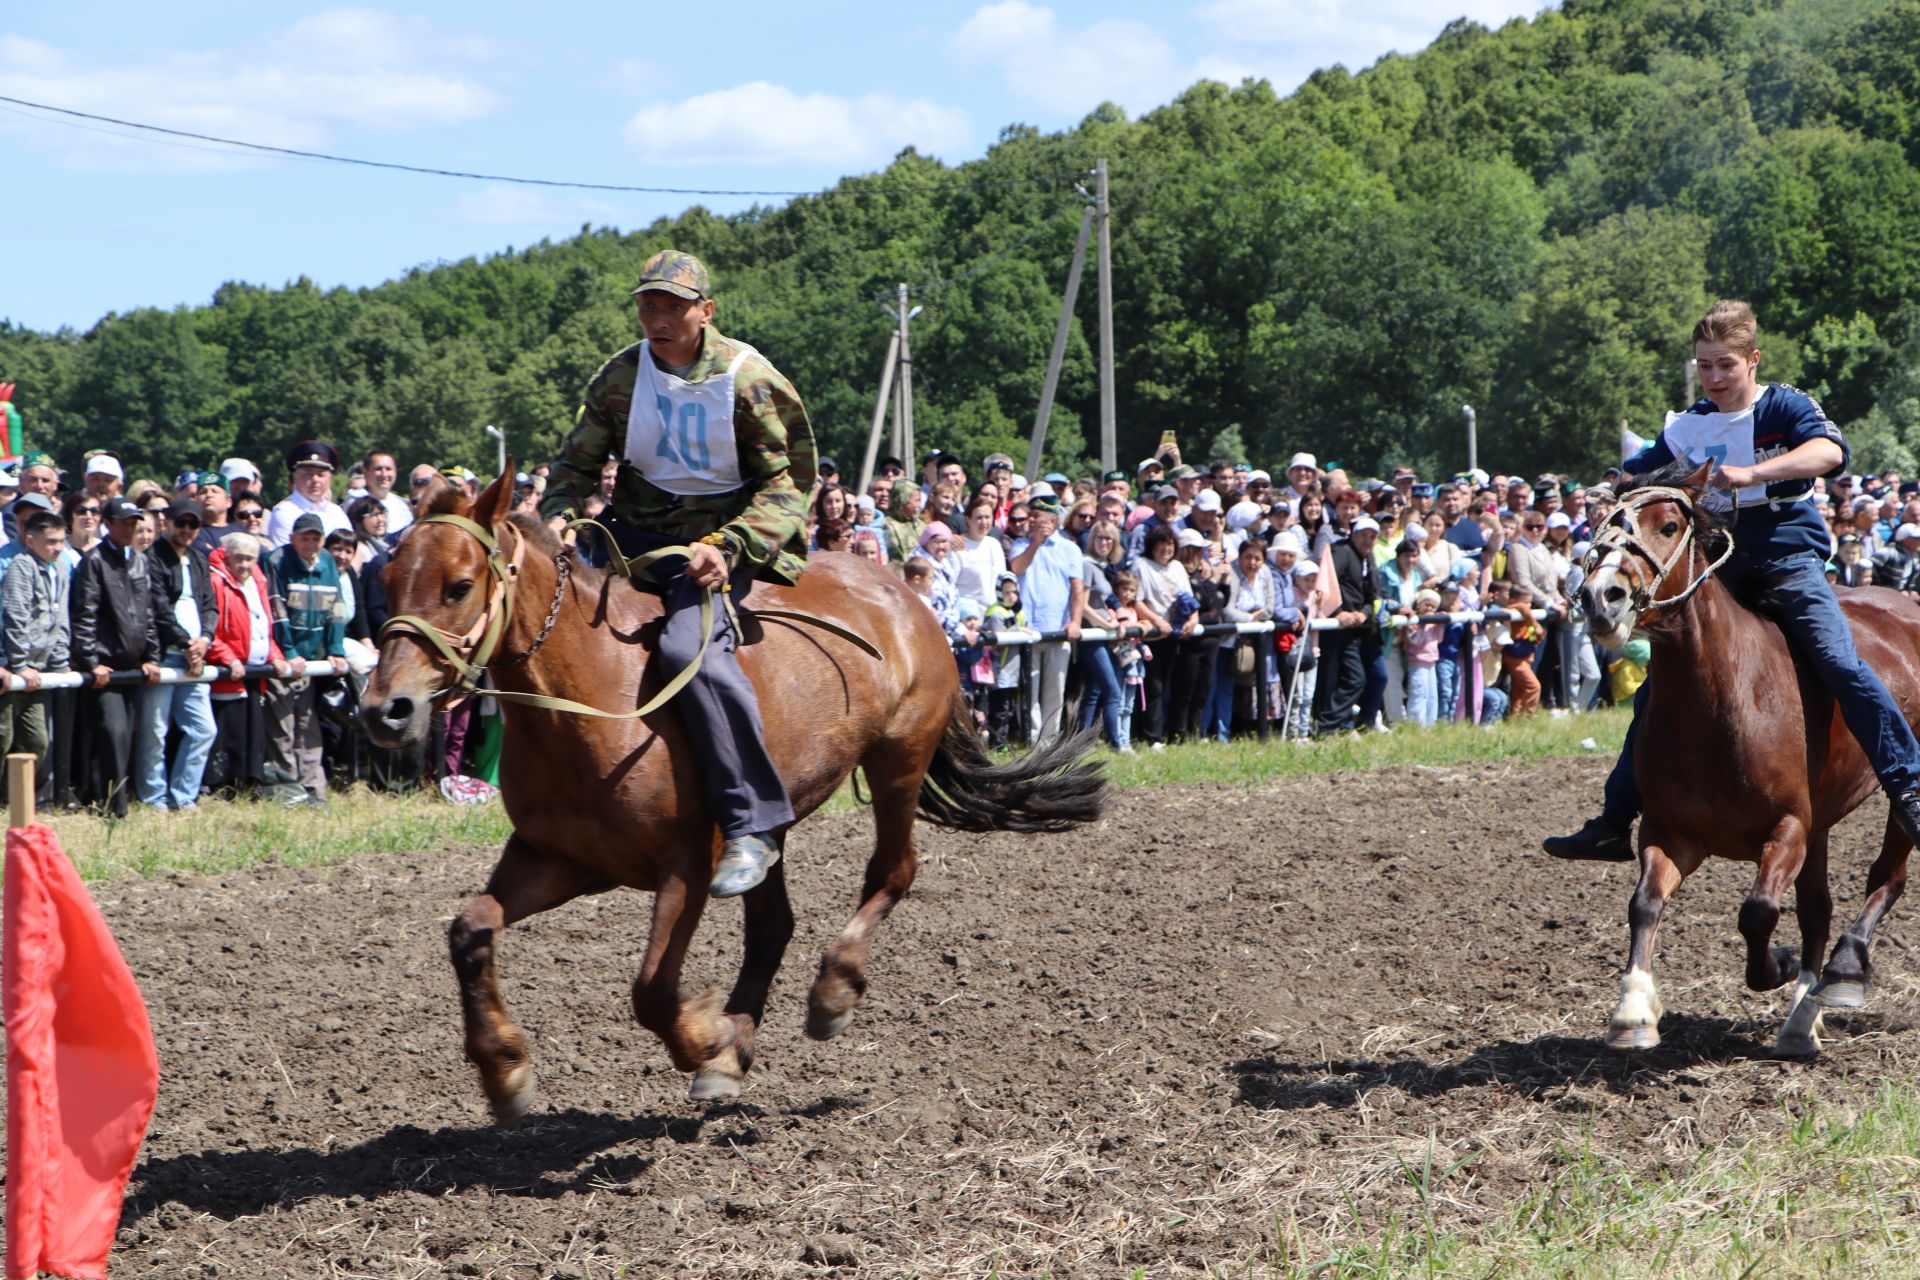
[48,757,1920,1277]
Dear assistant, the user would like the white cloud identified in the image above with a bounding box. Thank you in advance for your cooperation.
[952,2,1191,116]
[0,11,504,173]
[1193,0,1551,88]
[624,81,971,168]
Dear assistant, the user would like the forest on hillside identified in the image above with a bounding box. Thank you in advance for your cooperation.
[7,0,1920,483]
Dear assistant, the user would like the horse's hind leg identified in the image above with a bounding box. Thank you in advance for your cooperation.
[1738,818,1809,995]
[1820,812,1913,1009]
[1776,828,1834,1058]
[629,847,757,1102]
[451,835,604,1126]
[688,852,795,1102]
[1607,839,1695,1051]
[807,759,923,1042]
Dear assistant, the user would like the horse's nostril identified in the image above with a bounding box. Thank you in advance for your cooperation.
[1606,586,1627,603]
[383,696,414,725]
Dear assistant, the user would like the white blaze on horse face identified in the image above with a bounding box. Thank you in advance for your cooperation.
[1585,548,1636,646]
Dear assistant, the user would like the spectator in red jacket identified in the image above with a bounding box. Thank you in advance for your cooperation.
[207,533,293,796]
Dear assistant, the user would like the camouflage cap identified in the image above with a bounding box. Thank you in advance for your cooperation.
[630,250,711,300]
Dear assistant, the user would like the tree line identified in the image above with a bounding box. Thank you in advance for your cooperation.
[7,0,1920,484]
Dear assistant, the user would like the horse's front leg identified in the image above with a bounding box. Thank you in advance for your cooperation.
[630,842,749,1102]
[451,835,603,1126]
[1740,816,1810,994]
[1776,827,1832,1058]
[1606,838,1693,1051]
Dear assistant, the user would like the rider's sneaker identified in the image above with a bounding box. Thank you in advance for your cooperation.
[711,832,781,898]
[1895,790,1920,849]
[1542,815,1634,862]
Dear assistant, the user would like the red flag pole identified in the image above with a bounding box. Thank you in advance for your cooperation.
[6,753,161,1280]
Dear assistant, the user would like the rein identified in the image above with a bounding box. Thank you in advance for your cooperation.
[1582,484,1735,614]
[378,513,879,722]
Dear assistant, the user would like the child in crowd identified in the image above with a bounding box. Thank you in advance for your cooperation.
[1402,587,1444,727]
[982,571,1027,747]
[1487,579,1541,717]
[0,510,71,797]
[1435,579,1467,723]
[952,597,992,735]
[1108,568,1167,753]
[903,558,936,607]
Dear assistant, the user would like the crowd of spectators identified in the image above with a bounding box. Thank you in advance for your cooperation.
[8,429,1909,810]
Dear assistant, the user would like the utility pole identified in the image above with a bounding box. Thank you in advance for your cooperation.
[896,282,917,472]
[1095,157,1116,473]
[1684,356,1699,405]
[858,331,901,496]
[483,424,505,480]
[1026,202,1095,480]
[1461,405,1477,473]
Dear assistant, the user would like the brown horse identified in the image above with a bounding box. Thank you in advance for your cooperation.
[1580,461,1918,1057]
[361,472,1106,1118]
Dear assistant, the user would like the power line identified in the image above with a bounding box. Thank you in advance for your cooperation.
[0,93,1087,198]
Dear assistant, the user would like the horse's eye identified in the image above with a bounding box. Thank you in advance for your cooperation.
[1661,521,1680,536]
[446,580,474,604]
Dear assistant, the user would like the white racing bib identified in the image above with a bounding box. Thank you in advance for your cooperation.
[624,340,755,495]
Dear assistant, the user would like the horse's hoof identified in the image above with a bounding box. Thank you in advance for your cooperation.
[1818,979,1867,1009]
[488,1063,538,1128]
[688,1068,743,1103]
[805,1005,856,1042]
[1772,1032,1822,1060]
[1604,1022,1660,1052]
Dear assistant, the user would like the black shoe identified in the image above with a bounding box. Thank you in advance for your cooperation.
[1896,790,1920,847]
[1542,816,1634,862]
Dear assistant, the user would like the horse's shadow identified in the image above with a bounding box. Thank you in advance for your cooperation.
[1232,1012,1794,1111]
[124,1095,860,1223]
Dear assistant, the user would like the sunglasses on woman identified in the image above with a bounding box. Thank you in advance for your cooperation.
[237,509,265,521]
[73,505,101,517]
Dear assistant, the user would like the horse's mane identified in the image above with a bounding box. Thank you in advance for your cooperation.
[506,510,612,593]
[1614,458,1733,560]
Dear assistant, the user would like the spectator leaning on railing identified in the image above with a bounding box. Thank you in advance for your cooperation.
[0,507,71,799]
[267,512,349,806]
[70,497,165,818]
[138,500,219,812]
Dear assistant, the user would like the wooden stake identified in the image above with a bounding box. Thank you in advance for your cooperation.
[8,752,35,828]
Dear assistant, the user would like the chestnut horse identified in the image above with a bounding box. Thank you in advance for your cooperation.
[1581,461,1919,1058]
[362,472,1106,1119]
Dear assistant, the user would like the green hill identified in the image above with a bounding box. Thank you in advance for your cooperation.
[9,0,1920,483]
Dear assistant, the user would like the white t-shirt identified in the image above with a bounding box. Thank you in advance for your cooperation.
[951,535,1008,607]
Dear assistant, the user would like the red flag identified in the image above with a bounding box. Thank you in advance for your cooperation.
[5,824,158,1280]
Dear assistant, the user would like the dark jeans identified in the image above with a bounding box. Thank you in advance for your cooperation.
[1601,549,1920,822]
[609,523,795,840]
[1076,641,1125,747]
[1315,628,1366,734]
[89,685,139,818]
[1358,639,1387,730]
[1169,639,1218,741]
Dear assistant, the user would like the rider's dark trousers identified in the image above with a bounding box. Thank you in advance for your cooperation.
[617,527,795,841]
[1601,549,1920,824]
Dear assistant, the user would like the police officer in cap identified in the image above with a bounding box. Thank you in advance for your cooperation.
[266,440,352,550]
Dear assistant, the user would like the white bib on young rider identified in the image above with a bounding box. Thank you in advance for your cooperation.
[625,340,755,496]
[1657,403,1764,515]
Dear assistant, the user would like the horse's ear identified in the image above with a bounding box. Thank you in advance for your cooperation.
[1683,459,1714,494]
[471,458,515,530]
[420,475,463,517]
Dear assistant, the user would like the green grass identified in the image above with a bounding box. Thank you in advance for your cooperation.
[35,708,1628,881]
[1256,1081,1920,1279]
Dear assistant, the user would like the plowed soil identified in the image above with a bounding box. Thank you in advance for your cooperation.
[47,758,1920,1276]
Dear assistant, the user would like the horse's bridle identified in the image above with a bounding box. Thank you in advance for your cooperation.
[1581,484,1736,616]
[380,513,528,697]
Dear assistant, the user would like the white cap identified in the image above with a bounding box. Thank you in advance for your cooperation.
[1248,469,1271,484]
[1009,474,1028,490]
[1350,516,1381,534]
[220,457,262,484]
[1225,500,1263,532]
[1176,528,1208,548]
[1897,523,1920,542]
[1279,528,1308,556]
[0,468,17,490]
[85,454,124,481]
[1288,452,1318,472]
[855,494,876,513]
[1547,511,1572,529]
[1403,522,1429,542]
[1292,559,1320,576]
[1028,481,1056,499]
[1193,489,1223,513]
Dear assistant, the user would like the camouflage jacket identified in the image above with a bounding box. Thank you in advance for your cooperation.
[541,327,816,583]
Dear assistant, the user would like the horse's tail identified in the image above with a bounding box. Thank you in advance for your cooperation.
[916,692,1109,833]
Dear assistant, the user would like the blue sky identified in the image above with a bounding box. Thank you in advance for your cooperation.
[2,0,1548,333]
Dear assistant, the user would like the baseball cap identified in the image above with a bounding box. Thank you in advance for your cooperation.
[1897,523,1920,542]
[1839,532,1863,544]
[1226,500,1264,531]
[1102,468,1129,484]
[1044,472,1070,486]
[1350,516,1381,534]
[1292,559,1320,577]
[13,492,55,516]
[165,499,200,522]
[1287,453,1318,472]
[102,497,142,521]
[1192,489,1223,512]
[174,470,201,489]
[1153,486,1180,504]
[291,512,325,536]
[1411,482,1434,497]
[85,453,124,481]
[1176,528,1208,548]
[818,456,839,475]
[1165,464,1199,481]
[197,471,228,491]
[1136,457,1166,475]
[1009,474,1028,490]
[0,468,16,490]
[1248,469,1271,485]
[629,249,710,299]
[1403,522,1429,542]
[1547,512,1572,529]
[220,457,262,484]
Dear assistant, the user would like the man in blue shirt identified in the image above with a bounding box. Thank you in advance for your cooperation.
[1008,494,1086,744]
